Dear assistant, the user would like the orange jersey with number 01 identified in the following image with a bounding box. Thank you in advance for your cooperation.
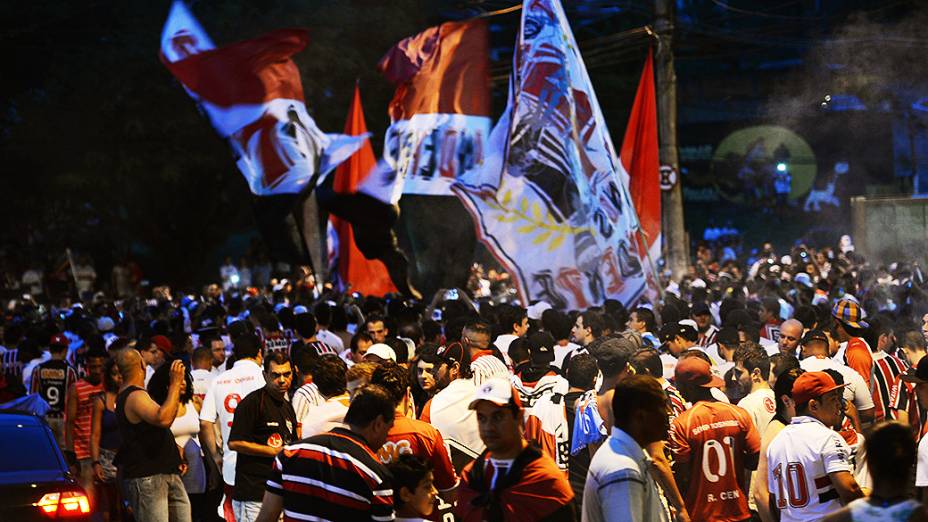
[670,401,761,522]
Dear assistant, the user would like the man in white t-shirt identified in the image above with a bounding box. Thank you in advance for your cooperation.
[735,344,776,436]
[734,344,776,513]
[704,326,739,379]
[799,330,875,426]
[493,304,529,361]
[199,333,265,519]
[190,346,215,403]
[658,322,699,381]
[204,335,228,377]
[313,302,345,353]
[766,371,864,521]
[541,310,580,371]
[298,355,351,437]
[420,343,484,472]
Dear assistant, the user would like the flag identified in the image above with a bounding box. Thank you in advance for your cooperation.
[159,1,366,196]
[622,49,661,266]
[360,19,492,203]
[330,85,398,296]
[452,0,655,310]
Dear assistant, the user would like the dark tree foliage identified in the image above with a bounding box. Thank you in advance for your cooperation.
[0,0,424,285]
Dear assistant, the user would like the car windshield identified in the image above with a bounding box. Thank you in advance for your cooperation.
[0,423,61,472]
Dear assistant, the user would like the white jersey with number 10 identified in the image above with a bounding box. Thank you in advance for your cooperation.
[766,416,853,522]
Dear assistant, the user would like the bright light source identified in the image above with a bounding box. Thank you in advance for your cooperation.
[230,274,240,285]
[34,490,92,517]
[824,94,832,101]
[776,163,787,172]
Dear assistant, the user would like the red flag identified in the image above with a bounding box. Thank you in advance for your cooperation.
[330,85,398,296]
[621,49,661,263]
[161,28,309,107]
[379,19,491,121]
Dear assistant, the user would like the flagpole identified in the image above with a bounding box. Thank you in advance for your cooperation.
[475,4,521,18]
[65,248,79,297]
[654,0,689,281]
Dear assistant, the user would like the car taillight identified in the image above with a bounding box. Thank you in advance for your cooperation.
[33,491,91,517]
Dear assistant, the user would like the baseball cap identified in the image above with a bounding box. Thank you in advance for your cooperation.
[151,335,173,357]
[468,377,523,410]
[674,357,724,388]
[678,320,698,338]
[800,329,829,346]
[364,343,396,362]
[49,333,69,348]
[658,323,680,344]
[691,302,711,316]
[794,272,814,289]
[528,332,555,364]
[436,342,465,366]
[901,356,928,384]
[526,301,552,321]
[97,316,115,332]
[832,299,869,329]
[792,371,846,404]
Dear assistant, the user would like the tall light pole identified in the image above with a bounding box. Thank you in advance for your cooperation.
[655,0,688,280]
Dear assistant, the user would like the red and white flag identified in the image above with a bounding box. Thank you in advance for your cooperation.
[330,85,398,296]
[160,1,366,196]
[360,19,491,203]
[452,0,657,310]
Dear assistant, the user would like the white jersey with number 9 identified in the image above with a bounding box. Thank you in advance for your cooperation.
[199,359,265,486]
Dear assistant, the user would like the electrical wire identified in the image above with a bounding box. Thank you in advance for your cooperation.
[707,0,825,21]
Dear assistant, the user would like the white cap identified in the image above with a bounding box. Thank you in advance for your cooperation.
[364,343,396,362]
[793,272,813,288]
[293,305,309,315]
[679,319,698,330]
[468,377,520,410]
[690,278,707,289]
[526,301,552,321]
[397,337,416,361]
[97,316,115,332]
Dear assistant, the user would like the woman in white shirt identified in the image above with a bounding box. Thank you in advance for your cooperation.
[148,362,208,518]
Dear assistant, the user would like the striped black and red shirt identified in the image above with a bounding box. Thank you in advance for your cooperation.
[872,351,908,422]
[267,427,394,521]
[890,374,928,441]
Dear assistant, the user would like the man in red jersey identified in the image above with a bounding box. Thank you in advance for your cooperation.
[371,362,458,520]
[670,357,761,522]
[455,378,574,522]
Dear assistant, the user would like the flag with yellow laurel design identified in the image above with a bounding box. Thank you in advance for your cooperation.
[452,0,655,310]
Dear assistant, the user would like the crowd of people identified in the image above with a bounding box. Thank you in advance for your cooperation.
[1,234,928,522]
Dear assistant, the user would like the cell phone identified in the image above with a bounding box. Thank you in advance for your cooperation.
[445,289,459,301]
[432,309,443,322]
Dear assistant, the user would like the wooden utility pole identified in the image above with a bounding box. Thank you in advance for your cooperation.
[655,0,688,279]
